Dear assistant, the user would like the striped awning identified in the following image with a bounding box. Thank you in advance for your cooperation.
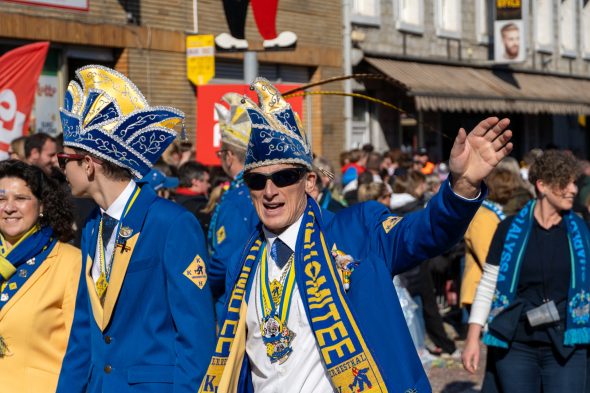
[366,57,590,115]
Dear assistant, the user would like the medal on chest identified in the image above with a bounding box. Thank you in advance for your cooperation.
[259,248,296,364]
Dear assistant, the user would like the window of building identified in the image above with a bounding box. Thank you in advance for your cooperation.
[475,0,490,44]
[534,0,555,53]
[395,0,425,34]
[583,0,590,59]
[435,0,462,39]
[351,0,380,26]
[560,0,577,57]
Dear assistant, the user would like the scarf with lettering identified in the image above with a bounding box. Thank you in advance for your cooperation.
[484,200,590,348]
[199,196,388,393]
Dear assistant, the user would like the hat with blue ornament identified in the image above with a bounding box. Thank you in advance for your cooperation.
[242,78,313,171]
[60,65,184,178]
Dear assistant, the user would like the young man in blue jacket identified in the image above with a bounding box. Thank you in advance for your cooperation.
[56,65,215,393]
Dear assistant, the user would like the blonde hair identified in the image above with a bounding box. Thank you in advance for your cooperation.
[358,182,387,202]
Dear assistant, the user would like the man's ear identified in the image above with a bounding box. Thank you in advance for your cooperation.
[83,155,97,178]
[305,171,317,194]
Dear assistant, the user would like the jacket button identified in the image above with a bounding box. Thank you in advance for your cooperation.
[104,335,112,344]
[104,365,112,373]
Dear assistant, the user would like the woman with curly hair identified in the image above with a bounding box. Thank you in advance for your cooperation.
[462,150,589,393]
[0,160,80,392]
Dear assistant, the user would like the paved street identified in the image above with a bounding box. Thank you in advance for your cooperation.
[428,342,486,393]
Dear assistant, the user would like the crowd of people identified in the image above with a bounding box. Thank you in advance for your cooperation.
[0,64,588,393]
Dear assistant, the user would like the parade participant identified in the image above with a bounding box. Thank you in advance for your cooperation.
[463,150,589,393]
[209,93,258,319]
[198,78,513,393]
[55,65,215,393]
[0,160,79,392]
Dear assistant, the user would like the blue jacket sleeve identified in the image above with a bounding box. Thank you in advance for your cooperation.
[377,179,485,275]
[163,211,216,393]
[55,257,91,393]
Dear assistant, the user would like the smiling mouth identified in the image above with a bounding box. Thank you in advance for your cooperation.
[263,202,285,212]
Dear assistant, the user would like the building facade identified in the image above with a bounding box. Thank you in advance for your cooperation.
[350,0,590,160]
[0,0,345,165]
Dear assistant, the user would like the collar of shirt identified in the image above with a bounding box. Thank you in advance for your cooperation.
[262,213,303,257]
[100,180,136,221]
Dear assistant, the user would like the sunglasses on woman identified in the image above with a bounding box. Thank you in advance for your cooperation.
[243,168,308,190]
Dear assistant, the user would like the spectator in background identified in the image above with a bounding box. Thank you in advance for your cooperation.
[178,141,194,167]
[497,156,535,214]
[413,147,435,175]
[366,152,383,183]
[357,181,392,207]
[344,170,373,206]
[391,170,428,214]
[520,148,543,182]
[175,161,211,232]
[8,136,27,161]
[341,148,366,188]
[312,156,346,212]
[139,167,179,200]
[24,133,57,175]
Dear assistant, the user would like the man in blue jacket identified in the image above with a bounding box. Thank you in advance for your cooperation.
[199,78,513,393]
[209,93,259,320]
[56,65,215,393]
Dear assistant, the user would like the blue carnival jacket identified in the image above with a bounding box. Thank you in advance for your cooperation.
[223,180,484,393]
[209,181,258,318]
[57,185,216,393]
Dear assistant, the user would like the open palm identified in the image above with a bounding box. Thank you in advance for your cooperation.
[449,117,513,196]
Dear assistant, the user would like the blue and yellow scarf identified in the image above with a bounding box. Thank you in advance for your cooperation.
[0,225,56,311]
[484,200,590,348]
[199,197,388,393]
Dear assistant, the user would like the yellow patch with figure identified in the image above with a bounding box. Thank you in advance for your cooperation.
[183,255,208,289]
[382,216,403,234]
[216,226,226,244]
[8,282,17,290]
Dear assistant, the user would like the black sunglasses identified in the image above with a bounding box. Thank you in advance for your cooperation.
[243,168,308,190]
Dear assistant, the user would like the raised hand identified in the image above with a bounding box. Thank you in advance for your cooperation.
[449,117,513,198]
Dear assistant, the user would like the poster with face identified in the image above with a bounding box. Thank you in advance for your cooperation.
[494,20,526,63]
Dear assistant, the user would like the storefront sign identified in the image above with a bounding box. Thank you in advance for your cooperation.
[187,35,215,86]
[196,84,303,166]
[494,0,526,63]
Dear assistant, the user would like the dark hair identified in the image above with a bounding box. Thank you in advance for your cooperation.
[178,161,209,187]
[72,148,132,181]
[528,150,580,191]
[393,170,426,197]
[0,160,74,242]
[24,133,54,159]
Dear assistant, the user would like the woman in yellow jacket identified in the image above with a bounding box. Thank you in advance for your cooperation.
[0,160,80,392]
[461,167,530,309]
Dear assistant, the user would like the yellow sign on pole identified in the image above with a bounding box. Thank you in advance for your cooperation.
[186,35,215,86]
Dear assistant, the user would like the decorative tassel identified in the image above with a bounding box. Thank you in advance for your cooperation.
[180,121,187,142]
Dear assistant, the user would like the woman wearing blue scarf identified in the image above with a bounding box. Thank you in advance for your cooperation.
[462,150,589,393]
[0,160,80,392]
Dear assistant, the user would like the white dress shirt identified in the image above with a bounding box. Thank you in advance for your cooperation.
[246,213,334,393]
[92,180,136,283]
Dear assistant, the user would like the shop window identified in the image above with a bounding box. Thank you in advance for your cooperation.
[560,0,577,57]
[583,0,590,59]
[395,0,424,34]
[535,0,554,53]
[435,0,462,39]
[475,0,490,44]
[351,0,380,26]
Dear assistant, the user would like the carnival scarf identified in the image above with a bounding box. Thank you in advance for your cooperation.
[481,199,506,221]
[0,225,57,311]
[483,200,590,348]
[199,197,388,393]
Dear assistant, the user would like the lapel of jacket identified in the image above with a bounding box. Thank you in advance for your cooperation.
[83,209,104,330]
[0,243,59,322]
[101,186,156,331]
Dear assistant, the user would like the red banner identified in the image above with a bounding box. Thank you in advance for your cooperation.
[0,42,50,154]
[195,84,303,166]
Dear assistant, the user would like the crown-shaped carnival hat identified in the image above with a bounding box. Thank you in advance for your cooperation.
[60,65,184,178]
[214,93,251,151]
[242,78,312,171]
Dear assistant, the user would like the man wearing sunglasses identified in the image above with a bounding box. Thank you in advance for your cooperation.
[56,66,215,393]
[209,93,258,321]
[199,78,513,393]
